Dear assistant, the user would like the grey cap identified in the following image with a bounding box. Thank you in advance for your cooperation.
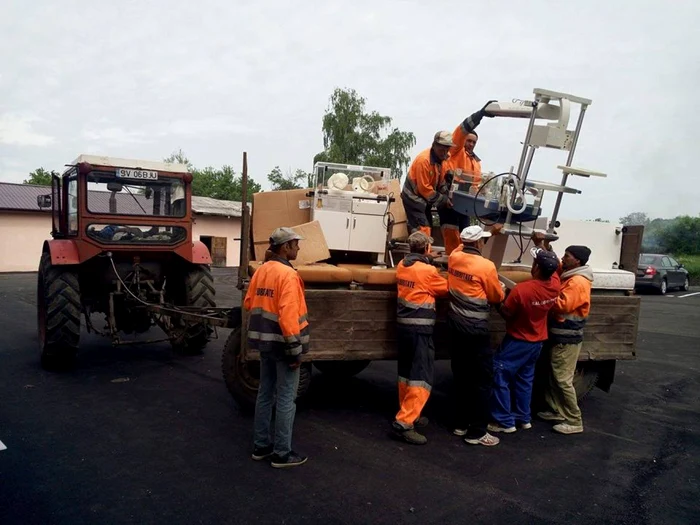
[407,231,433,249]
[269,227,304,246]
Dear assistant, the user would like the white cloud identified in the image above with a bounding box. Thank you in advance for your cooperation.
[0,114,55,146]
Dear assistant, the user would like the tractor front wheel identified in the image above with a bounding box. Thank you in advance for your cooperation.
[38,252,81,370]
[171,264,215,355]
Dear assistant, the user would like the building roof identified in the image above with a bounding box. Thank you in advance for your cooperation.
[0,182,242,217]
[70,155,190,174]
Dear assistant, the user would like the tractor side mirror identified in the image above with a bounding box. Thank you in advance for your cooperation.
[37,194,52,208]
[107,182,123,192]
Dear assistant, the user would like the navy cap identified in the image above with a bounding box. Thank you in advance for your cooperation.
[530,247,560,272]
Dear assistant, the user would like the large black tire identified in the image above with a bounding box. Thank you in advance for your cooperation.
[38,252,81,370]
[573,362,600,401]
[313,360,371,377]
[172,264,215,354]
[221,328,311,413]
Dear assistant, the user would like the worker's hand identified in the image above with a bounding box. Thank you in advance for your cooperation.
[446,198,454,209]
[489,223,504,235]
[531,231,547,247]
[480,100,498,118]
[287,354,302,370]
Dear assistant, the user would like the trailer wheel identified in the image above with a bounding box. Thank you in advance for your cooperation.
[222,328,312,413]
[172,264,215,354]
[573,362,600,401]
[38,252,81,370]
[313,360,371,377]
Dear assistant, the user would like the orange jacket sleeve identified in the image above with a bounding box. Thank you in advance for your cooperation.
[485,265,506,304]
[411,156,441,203]
[243,272,258,311]
[553,277,583,315]
[427,268,450,298]
[277,273,303,350]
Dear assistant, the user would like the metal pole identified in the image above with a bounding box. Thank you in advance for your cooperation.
[505,97,540,226]
[238,152,250,290]
[548,105,588,232]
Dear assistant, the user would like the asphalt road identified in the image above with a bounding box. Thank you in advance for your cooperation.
[1,270,698,525]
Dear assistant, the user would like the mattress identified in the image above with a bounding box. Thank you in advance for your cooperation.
[248,262,353,284]
[337,264,398,285]
[500,263,635,291]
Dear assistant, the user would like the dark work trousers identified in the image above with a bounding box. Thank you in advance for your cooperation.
[395,327,435,429]
[448,320,494,439]
[401,193,433,235]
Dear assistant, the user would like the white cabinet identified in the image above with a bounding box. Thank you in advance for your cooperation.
[349,214,387,253]
[313,208,351,251]
[312,197,389,255]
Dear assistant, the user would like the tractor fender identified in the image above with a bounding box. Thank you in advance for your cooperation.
[191,240,213,265]
[43,240,81,266]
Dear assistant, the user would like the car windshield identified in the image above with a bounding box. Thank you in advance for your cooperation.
[87,171,185,217]
[639,255,659,265]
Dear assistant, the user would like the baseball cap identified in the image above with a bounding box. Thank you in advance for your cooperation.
[407,231,433,249]
[529,247,560,272]
[269,227,304,246]
[460,225,492,242]
[434,130,455,147]
[566,245,591,265]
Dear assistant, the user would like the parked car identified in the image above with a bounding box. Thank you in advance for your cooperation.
[635,253,690,294]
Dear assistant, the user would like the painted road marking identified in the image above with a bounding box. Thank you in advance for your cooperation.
[678,291,700,299]
[0,440,6,451]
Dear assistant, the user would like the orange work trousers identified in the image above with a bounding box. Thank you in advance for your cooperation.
[394,327,435,429]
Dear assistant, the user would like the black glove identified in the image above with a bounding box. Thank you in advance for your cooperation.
[480,100,498,118]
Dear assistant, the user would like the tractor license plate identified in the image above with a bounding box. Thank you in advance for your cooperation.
[116,169,159,181]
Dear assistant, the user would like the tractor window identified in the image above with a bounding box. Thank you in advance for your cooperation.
[86,224,187,245]
[67,176,78,235]
[86,171,186,218]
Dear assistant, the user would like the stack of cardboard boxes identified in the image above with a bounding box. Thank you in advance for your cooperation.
[250,179,408,269]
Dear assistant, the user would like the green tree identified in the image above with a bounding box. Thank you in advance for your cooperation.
[23,168,57,186]
[314,88,416,181]
[267,166,311,190]
[658,216,700,255]
[164,149,261,202]
[620,212,650,227]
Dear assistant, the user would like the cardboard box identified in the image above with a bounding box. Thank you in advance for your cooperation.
[253,220,330,266]
[390,221,409,240]
[377,178,406,224]
[252,189,311,244]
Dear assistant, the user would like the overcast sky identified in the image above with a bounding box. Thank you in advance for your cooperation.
[1,0,698,222]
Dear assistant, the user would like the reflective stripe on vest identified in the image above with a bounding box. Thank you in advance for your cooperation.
[448,288,490,320]
[549,314,587,343]
[397,297,437,326]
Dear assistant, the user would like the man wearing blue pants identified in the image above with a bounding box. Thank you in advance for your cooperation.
[489,247,560,433]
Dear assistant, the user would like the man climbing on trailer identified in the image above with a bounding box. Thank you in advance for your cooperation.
[489,247,560,434]
[447,225,505,446]
[246,227,310,468]
[391,231,449,445]
[537,240,593,436]
[438,101,496,256]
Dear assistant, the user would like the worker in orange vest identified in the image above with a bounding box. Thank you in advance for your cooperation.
[538,243,593,435]
[392,231,449,445]
[447,225,505,447]
[245,227,309,468]
[439,101,496,256]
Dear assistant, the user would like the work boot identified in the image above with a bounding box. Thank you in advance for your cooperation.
[553,423,583,435]
[414,416,429,428]
[392,423,428,445]
[537,411,565,422]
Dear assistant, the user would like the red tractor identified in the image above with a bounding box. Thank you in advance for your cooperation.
[36,155,227,370]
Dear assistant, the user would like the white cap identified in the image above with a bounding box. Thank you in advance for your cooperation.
[460,225,492,242]
[433,131,455,147]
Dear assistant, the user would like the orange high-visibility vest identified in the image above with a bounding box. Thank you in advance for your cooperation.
[396,254,449,331]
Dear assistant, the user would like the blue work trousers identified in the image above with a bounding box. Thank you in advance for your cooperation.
[491,335,543,428]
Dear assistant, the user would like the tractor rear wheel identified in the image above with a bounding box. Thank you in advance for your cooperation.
[172,264,215,354]
[221,328,312,413]
[573,362,600,401]
[38,252,81,370]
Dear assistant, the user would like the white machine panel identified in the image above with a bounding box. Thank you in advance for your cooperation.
[352,199,388,216]
[349,214,387,253]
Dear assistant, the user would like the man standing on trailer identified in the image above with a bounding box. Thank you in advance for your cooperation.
[392,231,449,445]
[447,225,505,446]
[401,131,455,241]
[489,247,560,434]
[245,227,309,468]
[537,241,593,435]
[439,101,496,256]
